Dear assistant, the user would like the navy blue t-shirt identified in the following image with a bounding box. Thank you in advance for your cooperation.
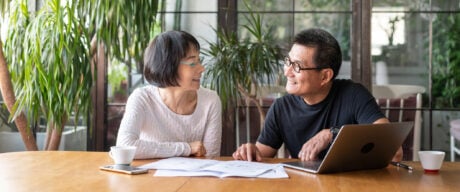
[257,79,385,158]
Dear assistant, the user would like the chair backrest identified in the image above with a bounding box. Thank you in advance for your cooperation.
[372,84,425,161]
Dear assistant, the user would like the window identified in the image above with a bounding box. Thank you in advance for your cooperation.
[371,0,460,154]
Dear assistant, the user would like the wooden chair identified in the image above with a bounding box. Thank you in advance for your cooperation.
[372,84,425,161]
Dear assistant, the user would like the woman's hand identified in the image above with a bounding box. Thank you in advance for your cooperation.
[189,141,207,157]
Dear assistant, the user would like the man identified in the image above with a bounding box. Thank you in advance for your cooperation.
[232,28,402,162]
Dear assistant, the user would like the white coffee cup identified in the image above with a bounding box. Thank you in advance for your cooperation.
[418,151,445,173]
[109,146,137,165]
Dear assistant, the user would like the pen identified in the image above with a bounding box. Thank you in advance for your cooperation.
[390,161,413,171]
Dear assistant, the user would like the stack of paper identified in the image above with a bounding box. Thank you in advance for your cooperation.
[138,157,288,178]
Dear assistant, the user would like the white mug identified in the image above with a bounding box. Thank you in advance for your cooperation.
[418,151,445,173]
[109,146,137,165]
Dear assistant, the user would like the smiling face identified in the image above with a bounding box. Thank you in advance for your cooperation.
[284,44,333,103]
[176,47,205,91]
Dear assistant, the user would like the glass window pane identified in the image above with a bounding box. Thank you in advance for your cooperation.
[237,13,294,49]
[431,12,460,109]
[295,0,351,11]
[238,0,351,12]
[372,0,460,159]
[432,0,460,11]
[374,0,460,11]
[294,13,352,60]
[373,0,421,10]
[162,13,217,50]
[371,8,429,87]
[164,0,217,12]
[237,13,351,58]
[238,0,294,11]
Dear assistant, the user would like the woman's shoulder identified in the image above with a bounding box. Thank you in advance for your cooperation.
[128,85,158,100]
[130,85,153,94]
[198,87,219,98]
[197,87,222,109]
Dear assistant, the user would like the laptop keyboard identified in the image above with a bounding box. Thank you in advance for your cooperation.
[299,160,322,169]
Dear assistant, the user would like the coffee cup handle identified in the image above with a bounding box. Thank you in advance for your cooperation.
[109,150,114,159]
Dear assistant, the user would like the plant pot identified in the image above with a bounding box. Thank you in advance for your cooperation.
[0,126,86,152]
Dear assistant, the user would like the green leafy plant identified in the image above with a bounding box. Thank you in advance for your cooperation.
[202,2,283,124]
[0,0,161,150]
[432,13,460,108]
[4,0,92,150]
[88,0,160,73]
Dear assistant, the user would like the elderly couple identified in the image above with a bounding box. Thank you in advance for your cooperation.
[116,28,402,163]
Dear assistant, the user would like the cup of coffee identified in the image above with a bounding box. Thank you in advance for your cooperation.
[418,151,445,173]
[109,146,137,165]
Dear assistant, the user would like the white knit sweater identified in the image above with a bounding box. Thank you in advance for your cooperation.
[116,85,222,159]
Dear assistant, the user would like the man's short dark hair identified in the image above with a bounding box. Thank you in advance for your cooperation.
[143,30,200,87]
[293,28,342,79]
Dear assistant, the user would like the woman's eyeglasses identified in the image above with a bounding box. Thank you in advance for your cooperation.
[180,56,204,67]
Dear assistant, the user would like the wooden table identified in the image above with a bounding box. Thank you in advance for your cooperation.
[0,151,458,192]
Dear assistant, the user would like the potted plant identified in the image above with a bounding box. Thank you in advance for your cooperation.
[202,2,283,129]
[0,0,160,150]
[1,0,92,150]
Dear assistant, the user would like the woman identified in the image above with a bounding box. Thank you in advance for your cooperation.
[116,30,222,159]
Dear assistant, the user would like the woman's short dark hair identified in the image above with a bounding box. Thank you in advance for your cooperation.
[143,30,200,87]
[293,28,342,80]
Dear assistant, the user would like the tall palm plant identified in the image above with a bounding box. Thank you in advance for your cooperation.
[4,0,92,150]
[1,0,39,150]
[1,0,160,150]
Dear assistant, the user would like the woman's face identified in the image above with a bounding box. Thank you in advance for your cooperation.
[176,48,205,91]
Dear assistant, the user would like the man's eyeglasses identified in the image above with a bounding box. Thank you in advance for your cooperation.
[180,56,204,67]
[284,57,328,73]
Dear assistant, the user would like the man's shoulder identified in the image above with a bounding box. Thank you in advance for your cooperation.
[276,94,301,104]
[333,79,364,87]
[333,79,368,94]
[271,94,304,112]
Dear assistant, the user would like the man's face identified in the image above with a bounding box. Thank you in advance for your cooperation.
[284,44,325,97]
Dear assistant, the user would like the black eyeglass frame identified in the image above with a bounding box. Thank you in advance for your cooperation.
[283,57,329,73]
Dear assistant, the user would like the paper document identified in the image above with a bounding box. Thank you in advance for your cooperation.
[139,157,219,171]
[139,157,288,178]
[154,165,287,178]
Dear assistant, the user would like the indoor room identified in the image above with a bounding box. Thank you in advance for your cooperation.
[1,0,459,191]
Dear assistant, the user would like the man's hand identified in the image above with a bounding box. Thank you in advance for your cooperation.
[298,129,332,161]
[189,141,206,157]
[232,143,262,162]
[392,146,403,162]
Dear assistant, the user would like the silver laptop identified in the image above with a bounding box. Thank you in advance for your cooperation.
[281,122,413,174]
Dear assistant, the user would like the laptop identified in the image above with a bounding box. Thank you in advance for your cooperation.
[281,122,414,174]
